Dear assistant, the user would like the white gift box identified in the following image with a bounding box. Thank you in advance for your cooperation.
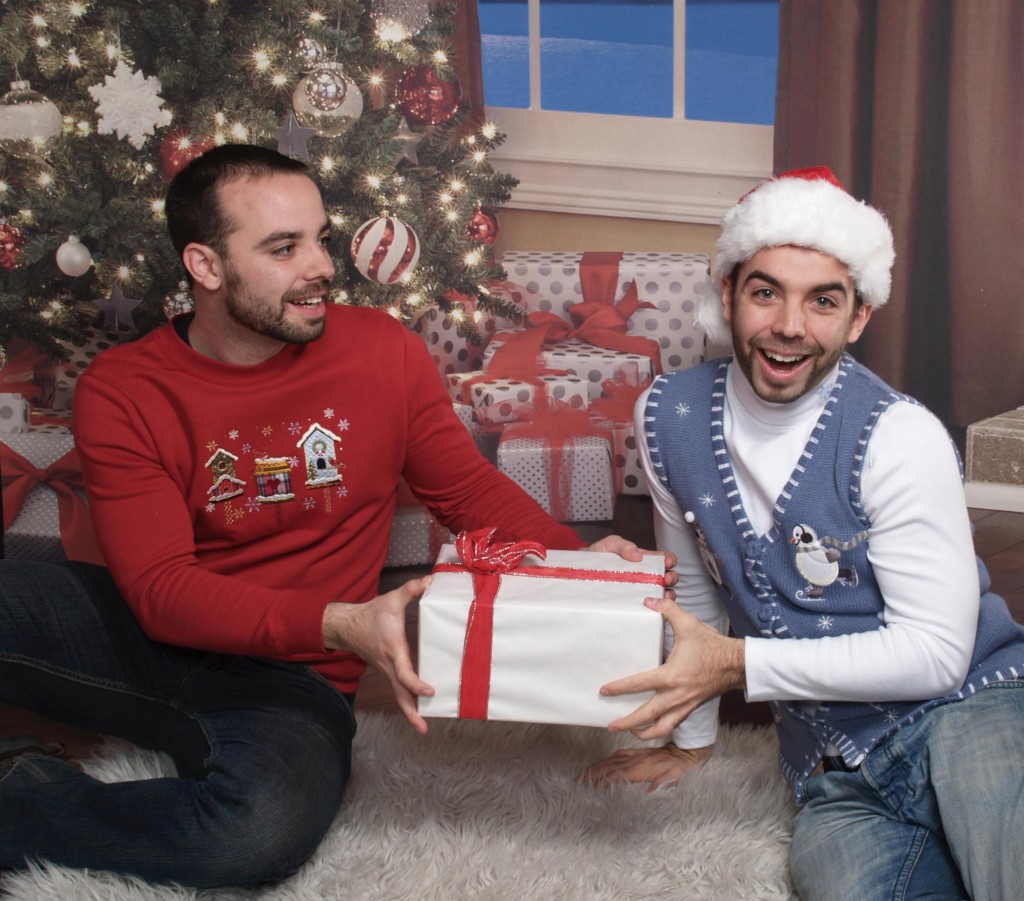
[418,543,665,727]
[483,334,655,401]
[0,393,30,434]
[448,372,589,424]
[501,250,710,372]
[410,300,524,378]
[497,433,614,522]
[1,425,94,561]
[452,401,499,462]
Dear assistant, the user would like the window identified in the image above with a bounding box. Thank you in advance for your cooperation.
[480,0,778,223]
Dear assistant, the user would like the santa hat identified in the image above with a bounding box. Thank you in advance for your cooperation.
[696,167,895,345]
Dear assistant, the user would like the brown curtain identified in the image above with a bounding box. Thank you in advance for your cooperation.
[448,0,486,128]
[775,0,1024,437]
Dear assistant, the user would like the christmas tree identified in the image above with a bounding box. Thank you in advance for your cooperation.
[0,0,519,364]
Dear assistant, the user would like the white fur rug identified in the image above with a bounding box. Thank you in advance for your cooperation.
[1,714,797,901]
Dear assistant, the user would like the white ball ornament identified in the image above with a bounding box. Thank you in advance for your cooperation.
[55,236,93,277]
[0,80,62,159]
[351,216,420,284]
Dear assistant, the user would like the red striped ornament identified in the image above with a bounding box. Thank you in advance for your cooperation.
[350,215,421,284]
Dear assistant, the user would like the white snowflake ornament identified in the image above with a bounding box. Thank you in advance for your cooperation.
[88,61,172,149]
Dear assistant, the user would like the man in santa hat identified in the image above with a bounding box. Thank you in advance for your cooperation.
[584,168,1024,900]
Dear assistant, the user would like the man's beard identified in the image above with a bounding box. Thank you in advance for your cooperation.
[224,267,330,345]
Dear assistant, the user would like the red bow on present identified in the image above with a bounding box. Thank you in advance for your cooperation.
[1,443,105,564]
[451,528,547,719]
[485,253,664,377]
[590,362,653,426]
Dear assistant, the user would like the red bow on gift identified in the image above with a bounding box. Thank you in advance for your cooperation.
[1,443,105,565]
[590,362,653,426]
[485,252,664,379]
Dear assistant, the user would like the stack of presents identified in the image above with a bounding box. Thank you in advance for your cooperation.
[1,250,713,726]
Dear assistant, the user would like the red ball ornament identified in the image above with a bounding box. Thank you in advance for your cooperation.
[394,65,462,126]
[160,129,216,179]
[0,221,25,270]
[351,216,421,284]
[466,207,500,246]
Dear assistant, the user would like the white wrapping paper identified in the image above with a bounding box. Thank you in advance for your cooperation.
[418,544,664,727]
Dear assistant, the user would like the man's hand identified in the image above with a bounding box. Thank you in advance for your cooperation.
[601,595,745,740]
[578,743,713,791]
[586,534,678,592]
[322,576,434,734]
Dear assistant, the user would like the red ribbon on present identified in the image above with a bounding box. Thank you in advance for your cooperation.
[501,397,609,523]
[436,527,665,720]
[0,347,49,405]
[1,443,105,564]
[484,252,664,378]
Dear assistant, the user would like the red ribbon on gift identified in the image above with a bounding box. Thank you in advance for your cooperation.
[501,397,609,523]
[1,443,105,565]
[588,363,653,494]
[485,253,664,378]
[436,527,665,720]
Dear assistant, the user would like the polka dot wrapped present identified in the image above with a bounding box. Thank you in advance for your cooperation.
[499,250,711,372]
[1,424,104,564]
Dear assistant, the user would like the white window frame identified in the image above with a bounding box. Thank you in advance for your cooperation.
[484,0,774,224]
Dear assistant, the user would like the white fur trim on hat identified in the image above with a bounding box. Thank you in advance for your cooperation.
[695,168,895,345]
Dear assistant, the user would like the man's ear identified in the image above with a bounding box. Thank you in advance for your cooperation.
[182,243,222,291]
[720,276,735,322]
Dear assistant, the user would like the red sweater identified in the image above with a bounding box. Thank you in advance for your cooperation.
[74,306,584,692]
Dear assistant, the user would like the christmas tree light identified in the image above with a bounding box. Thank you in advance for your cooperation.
[0,0,520,362]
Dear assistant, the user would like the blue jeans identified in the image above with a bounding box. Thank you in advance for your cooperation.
[0,560,356,889]
[790,681,1024,901]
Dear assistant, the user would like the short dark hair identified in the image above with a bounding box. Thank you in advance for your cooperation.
[165,143,310,272]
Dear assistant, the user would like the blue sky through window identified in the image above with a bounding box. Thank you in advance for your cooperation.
[479,0,779,125]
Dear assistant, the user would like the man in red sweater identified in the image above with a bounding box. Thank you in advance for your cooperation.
[0,144,661,888]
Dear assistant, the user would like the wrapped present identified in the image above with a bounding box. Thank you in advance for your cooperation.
[497,406,615,522]
[1,426,105,564]
[50,325,125,412]
[589,364,653,496]
[418,528,665,727]
[501,250,710,372]
[447,372,588,425]
[0,347,49,408]
[0,393,30,434]
[483,332,656,401]
[410,291,525,378]
[452,401,499,462]
[386,504,453,568]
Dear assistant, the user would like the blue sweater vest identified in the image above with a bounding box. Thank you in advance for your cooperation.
[646,354,1024,800]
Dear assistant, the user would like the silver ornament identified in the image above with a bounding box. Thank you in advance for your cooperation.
[293,72,363,138]
[304,63,348,112]
[294,37,327,71]
[0,80,61,159]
